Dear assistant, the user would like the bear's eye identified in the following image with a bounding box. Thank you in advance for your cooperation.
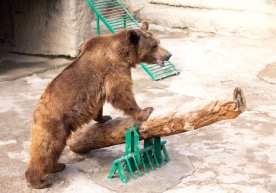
[152,44,158,49]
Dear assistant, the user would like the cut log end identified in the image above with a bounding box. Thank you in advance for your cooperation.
[233,87,246,112]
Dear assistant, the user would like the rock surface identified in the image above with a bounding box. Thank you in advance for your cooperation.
[136,0,276,39]
[0,0,95,57]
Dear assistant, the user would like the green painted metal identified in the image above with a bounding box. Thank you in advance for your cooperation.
[144,137,169,165]
[154,137,164,164]
[85,0,180,80]
[125,126,140,172]
[96,16,100,35]
[107,126,170,183]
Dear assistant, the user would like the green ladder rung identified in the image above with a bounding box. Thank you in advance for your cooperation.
[141,61,180,80]
[86,0,180,80]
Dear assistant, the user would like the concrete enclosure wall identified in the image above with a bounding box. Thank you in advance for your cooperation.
[1,0,276,57]
[0,0,95,57]
[133,0,276,38]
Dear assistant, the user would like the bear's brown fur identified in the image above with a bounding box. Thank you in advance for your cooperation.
[25,22,172,189]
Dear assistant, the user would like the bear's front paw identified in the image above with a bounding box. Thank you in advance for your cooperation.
[139,107,154,122]
[97,115,112,123]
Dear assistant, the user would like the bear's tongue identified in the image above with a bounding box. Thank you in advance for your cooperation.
[156,59,165,67]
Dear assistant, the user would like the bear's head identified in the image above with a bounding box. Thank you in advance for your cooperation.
[127,21,172,67]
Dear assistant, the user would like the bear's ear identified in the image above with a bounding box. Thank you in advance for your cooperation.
[141,21,149,31]
[127,29,140,44]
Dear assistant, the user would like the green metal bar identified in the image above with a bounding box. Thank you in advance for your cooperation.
[132,155,141,176]
[108,20,126,28]
[148,65,173,71]
[141,155,148,173]
[151,149,160,168]
[161,142,170,162]
[125,126,140,169]
[115,0,140,27]
[154,69,176,76]
[145,151,154,170]
[113,23,137,29]
[155,71,179,80]
[141,64,156,80]
[125,158,135,179]
[107,162,117,179]
[86,0,116,33]
[94,2,118,8]
[117,162,128,183]
[125,128,135,172]
[144,138,153,148]
[123,15,127,29]
[154,137,163,164]
[96,16,100,35]
[107,18,125,24]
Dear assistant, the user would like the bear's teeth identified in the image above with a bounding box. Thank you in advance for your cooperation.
[156,59,165,67]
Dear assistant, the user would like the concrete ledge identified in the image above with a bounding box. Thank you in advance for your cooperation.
[139,3,276,38]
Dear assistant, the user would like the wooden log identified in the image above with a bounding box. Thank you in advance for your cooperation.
[68,87,246,153]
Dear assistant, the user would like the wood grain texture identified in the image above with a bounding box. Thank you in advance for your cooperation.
[68,87,246,153]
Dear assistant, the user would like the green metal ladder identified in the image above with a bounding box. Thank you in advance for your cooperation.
[108,126,169,183]
[86,0,180,80]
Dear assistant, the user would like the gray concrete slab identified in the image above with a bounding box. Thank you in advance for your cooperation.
[258,62,276,84]
[0,53,72,81]
[0,31,276,193]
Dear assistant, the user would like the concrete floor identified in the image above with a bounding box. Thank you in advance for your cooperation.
[0,31,276,193]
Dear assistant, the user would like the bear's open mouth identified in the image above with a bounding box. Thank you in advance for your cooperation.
[156,59,165,67]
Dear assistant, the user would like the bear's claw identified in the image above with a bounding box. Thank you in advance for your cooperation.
[52,163,66,173]
[97,115,112,123]
[139,107,154,122]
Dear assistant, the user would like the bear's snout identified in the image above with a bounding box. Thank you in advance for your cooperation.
[166,52,172,61]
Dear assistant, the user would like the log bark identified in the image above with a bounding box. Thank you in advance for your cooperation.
[68,87,246,153]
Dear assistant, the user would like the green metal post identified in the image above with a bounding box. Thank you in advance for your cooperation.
[161,142,170,162]
[125,126,140,172]
[132,155,142,176]
[125,158,135,179]
[141,155,148,173]
[154,137,164,164]
[145,151,154,170]
[144,138,153,148]
[107,162,117,179]
[141,64,156,80]
[123,15,127,29]
[86,0,116,34]
[117,162,128,183]
[96,16,100,35]
[115,0,140,26]
[143,138,154,166]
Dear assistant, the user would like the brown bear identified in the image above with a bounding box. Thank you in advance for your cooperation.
[25,21,172,189]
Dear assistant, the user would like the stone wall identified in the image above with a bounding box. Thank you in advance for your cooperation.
[134,0,276,38]
[0,0,95,57]
[1,0,275,57]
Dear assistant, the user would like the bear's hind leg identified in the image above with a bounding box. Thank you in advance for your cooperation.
[49,133,67,174]
[26,123,67,189]
[52,163,66,173]
[25,166,52,189]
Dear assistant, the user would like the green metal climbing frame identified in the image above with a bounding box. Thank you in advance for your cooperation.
[107,126,170,183]
[86,0,180,80]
